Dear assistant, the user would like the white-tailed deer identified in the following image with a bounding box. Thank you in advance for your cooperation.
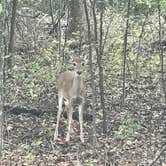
[54,57,86,143]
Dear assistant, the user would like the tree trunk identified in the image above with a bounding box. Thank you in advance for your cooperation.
[0,55,4,154]
[0,0,7,153]
[157,0,166,104]
[135,10,149,80]
[49,0,55,34]
[98,1,106,134]
[122,0,131,105]
[7,0,18,70]
[90,0,106,134]
[68,0,81,38]
[83,0,97,147]
[58,0,62,59]
[157,0,166,156]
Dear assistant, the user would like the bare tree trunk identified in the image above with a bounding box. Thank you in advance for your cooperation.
[157,0,166,104]
[122,0,131,105]
[0,0,8,153]
[7,0,18,70]
[68,0,81,38]
[90,0,106,134]
[48,2,66,36]
[157,1,166,158]
[0,51,4,154]
[135,10,149,80]
[98,2,106,134]
[83,0,97,147]
[62,4,69,61]
[49,0,55,34]
[65,0,83,54]
[0,0,7,153]
[58,0,62,59]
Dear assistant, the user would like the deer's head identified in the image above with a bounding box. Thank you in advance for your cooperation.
[72,57,85,76]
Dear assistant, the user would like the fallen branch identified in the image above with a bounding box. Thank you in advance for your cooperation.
[149,145,166,166]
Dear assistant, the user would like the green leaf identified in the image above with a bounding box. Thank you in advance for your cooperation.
[128,52,137,61]
[160,0,166,8]
[133,29,141,37]
[27,152,34,160]
[87,162,94,166]
[0,3,3,13]
[151,54,160,65]
[4,54,12,59]
[119,125,127,132]
[132,123,140,130]
[114,133,127,140]
[128,127,134,133]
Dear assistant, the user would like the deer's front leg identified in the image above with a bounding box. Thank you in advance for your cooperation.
[66,104,73,142]
[79,104,84,143]
[54,96,63,140]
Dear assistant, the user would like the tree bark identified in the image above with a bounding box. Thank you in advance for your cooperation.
[68,0,81,38]
[58,0,62,59]
[135,10,149,80]
[98,1,106,134]
[83,0,97,147]
[49,0,55,34]
[122,0,131,105]
[157,0,166,104]
[0,0,7,153]
[0,52,4,154]
[157,0,166,157]
[7,0,18,70]
[90,0,106,134]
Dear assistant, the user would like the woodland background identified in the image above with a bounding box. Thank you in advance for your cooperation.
[0,0,166,165]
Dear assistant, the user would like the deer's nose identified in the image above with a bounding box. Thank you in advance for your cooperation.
[77,71,82,75]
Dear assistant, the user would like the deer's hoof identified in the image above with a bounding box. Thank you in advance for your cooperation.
[65,135,70,142]
[65,138,70,142]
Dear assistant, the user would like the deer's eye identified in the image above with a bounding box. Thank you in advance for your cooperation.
[82,63,85,66]
[73,63,76,66]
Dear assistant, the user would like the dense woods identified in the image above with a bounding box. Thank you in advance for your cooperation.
[0,0,166,165]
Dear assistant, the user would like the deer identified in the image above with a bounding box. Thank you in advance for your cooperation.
[54,57,86,143]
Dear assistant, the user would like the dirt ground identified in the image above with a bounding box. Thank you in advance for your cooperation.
[1,81,166,166]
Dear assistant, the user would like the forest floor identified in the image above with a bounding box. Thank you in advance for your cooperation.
[1,78,166,166]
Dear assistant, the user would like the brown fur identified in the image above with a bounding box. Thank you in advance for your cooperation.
[54,57,85,143]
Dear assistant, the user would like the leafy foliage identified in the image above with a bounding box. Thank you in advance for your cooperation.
[0,0,165,165]
[5,40,61,106]
[114,122,140,140]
